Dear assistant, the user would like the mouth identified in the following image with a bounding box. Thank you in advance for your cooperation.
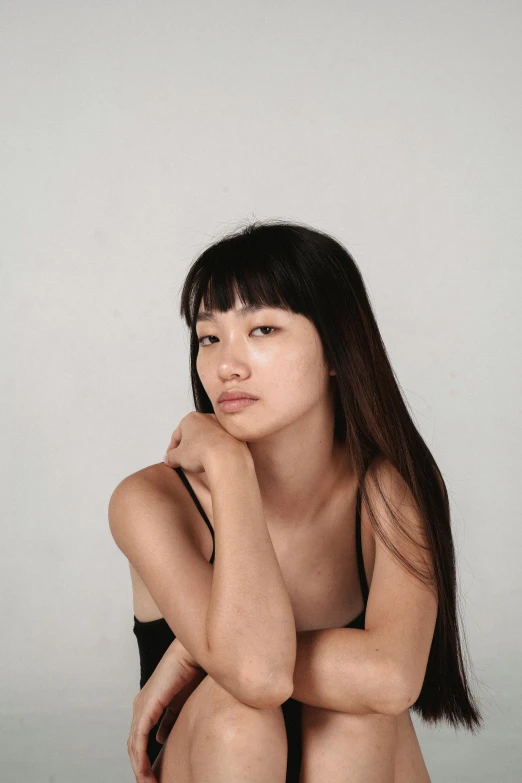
[218,397,259,412]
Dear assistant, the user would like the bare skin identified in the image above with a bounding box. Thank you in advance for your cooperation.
[129,295,431,780]
[130,462,431,782]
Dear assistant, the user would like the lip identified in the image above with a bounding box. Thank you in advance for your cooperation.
[218,397,258,412]
[217,391,259,402]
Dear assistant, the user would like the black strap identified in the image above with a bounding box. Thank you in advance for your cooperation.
[174,467,215,564]
[174,467,368,600]
[355,487,369,603]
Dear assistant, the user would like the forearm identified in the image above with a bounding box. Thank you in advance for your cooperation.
[204,446,296,695]
[290,627,405,716]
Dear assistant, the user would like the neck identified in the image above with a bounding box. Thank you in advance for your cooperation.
[246,424,354,528]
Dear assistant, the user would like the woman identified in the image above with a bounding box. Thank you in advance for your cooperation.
[109,219,483,782]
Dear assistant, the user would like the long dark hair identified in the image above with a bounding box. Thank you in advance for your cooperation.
[177,218,483,732]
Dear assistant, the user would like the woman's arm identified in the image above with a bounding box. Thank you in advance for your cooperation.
[109,465,283,709]
[290,461,438,716]
[291,626,398,714]
[288,586,436,716]
[204,445,296,700]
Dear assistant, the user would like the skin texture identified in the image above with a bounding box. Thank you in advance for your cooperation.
[151,672,288,783]
[149,672,431,783]
[129,292,432,781]
[195,294,354,529]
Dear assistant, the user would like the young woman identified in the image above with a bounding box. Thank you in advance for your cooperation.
[109,219,483,783]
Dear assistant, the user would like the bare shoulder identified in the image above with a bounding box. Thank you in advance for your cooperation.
[108,462,201,548]
[111,462,190,513]
[114,461,181,496]
[116,461,210,497]
[362,455,435,583]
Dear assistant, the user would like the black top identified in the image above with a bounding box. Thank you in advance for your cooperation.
[133,465,369,782]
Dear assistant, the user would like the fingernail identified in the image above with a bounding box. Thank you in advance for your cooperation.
[163,452,169,465]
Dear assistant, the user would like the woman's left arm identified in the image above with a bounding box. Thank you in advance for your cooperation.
[290,461,438,716]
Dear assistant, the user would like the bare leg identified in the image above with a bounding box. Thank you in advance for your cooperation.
[154,673,288,783]
[152,697,194,783]
[393,709,432,783]
[300,705,398,783]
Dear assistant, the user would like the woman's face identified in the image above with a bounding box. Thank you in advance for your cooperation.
[195,293,335,441]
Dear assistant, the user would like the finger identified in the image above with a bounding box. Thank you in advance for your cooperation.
[131,735,157,782]
[135,721,156,772]
[167,426,182,451]
[129,718,157,781]
[164,429,182,466]
[129,697,162,782]
[163,448,178,468]
[156,707,177,743]
[136,759,158,782]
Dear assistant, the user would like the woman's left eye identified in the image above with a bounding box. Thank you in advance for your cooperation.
[252,326,277,337]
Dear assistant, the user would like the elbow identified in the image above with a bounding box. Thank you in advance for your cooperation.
[239,669,294,710]
[205,640,294,709]
[374,661,421,717]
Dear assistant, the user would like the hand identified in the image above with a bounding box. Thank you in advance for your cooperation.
[127,638,207,781]
[163,411,245,474]
[155,637,206,743]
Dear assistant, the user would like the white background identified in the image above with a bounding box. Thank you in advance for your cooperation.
[1,1,520,780]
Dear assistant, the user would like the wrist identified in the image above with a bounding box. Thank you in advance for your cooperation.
[166,639,200,673]
[203,441,253,481]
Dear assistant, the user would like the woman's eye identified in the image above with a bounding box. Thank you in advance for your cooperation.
[197,326,277,346]
[252,326,277,337]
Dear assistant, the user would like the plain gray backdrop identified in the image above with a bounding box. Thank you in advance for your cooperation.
[1,1,520,781]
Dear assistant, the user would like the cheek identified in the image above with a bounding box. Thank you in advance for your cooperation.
[268,350,326,405]
[284,347,323,384]
[260,348,306,390]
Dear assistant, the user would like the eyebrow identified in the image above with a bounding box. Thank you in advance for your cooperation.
[196,304,273,323]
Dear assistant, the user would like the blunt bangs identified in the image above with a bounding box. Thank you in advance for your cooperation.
[179,220,341,332]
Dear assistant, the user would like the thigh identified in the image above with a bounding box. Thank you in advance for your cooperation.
[300,704,398,783]
[151,680,202,783]
[393,709,432,783]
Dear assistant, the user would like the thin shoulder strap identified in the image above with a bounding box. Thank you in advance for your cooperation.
[355,487,369,604]
[174,467,215,564]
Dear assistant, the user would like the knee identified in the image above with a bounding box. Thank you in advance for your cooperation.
[190,674,285,748]
[198,701,266,747]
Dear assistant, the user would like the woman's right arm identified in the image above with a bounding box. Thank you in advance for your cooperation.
[203,445,296,701]
[108,460,293,709]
